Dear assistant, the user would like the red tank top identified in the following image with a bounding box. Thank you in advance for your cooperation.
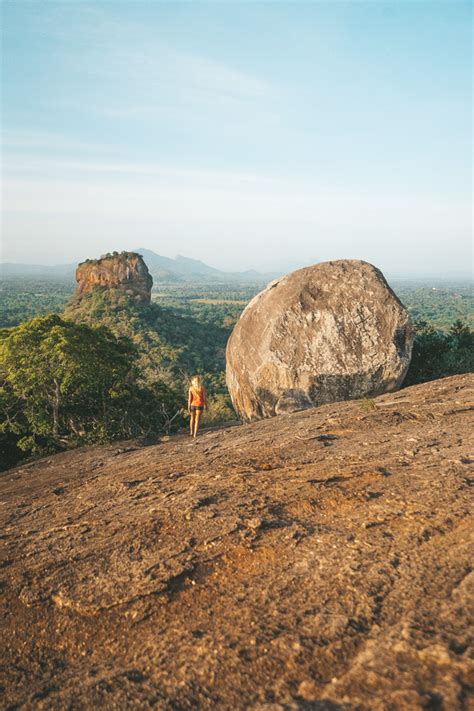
[190,388,205,406]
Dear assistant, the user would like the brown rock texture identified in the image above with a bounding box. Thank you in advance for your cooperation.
[74,251,153,302]
[226,260,414,422]
[1,374,473,710]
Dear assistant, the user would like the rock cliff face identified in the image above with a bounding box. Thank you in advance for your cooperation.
[74,252,153,302]
[1,374,473,710]
[226,260,414,422]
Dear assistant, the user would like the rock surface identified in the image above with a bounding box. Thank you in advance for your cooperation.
[1,374,473,710]
[74,251,153,303]
[226,260,414,422]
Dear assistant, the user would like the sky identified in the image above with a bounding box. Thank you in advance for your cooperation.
[1,0,472,276]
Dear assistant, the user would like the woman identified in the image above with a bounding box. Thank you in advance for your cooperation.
[188,375,206,438]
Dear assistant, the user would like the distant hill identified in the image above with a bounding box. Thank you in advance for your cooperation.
[0,250,279,284]
[134,248,278,283]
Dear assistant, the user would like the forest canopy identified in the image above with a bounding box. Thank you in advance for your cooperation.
[0,314,183,469]
[0,277,472,471]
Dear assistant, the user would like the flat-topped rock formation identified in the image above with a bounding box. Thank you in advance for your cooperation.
[1,374,473,710]
[226,260,414,422]
[74,251,153,303]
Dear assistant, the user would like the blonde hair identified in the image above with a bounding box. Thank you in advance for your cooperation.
[191,375,203,391]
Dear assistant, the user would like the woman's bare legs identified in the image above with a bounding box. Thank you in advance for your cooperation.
[189,411,195,436]
[193,411,202,438]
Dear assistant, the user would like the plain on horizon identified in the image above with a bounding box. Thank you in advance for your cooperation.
[0,0,472,278]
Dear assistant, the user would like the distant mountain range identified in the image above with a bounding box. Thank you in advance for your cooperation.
[134,248,280,283]
[0,248,281,284]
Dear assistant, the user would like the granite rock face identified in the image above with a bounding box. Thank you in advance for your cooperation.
[75,252,153,303]
[1,374,473,710]
[226,259,414,421]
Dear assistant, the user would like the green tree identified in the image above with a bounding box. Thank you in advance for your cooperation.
[404,319,474,386]
[0,314,184,466]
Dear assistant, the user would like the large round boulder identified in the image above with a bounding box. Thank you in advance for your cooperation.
[226,260,414,421]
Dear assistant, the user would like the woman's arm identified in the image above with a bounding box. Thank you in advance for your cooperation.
[203,387,207,408]
[188,388,192,411]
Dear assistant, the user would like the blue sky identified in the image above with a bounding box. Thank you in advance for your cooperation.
[1,0,472,276]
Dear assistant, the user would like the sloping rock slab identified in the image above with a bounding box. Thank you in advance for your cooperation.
[1,374,473,710]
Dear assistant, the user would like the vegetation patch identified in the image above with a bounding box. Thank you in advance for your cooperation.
[0,276,472,471]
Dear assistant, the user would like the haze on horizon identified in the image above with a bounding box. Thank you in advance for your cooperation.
[1,1,472,278]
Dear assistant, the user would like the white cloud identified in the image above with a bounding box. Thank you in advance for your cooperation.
[3,164,471,272]
[3,153,277,186]
[170,51,268,99]
[34,4,272,109]
[0,130,115,155]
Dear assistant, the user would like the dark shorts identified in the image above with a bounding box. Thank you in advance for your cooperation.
[190,405,204,412]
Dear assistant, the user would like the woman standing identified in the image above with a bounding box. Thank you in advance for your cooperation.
[188,375,206,438]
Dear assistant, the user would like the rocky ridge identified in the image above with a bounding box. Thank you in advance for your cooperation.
[1,374,473,710]
[74,252,153,303]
